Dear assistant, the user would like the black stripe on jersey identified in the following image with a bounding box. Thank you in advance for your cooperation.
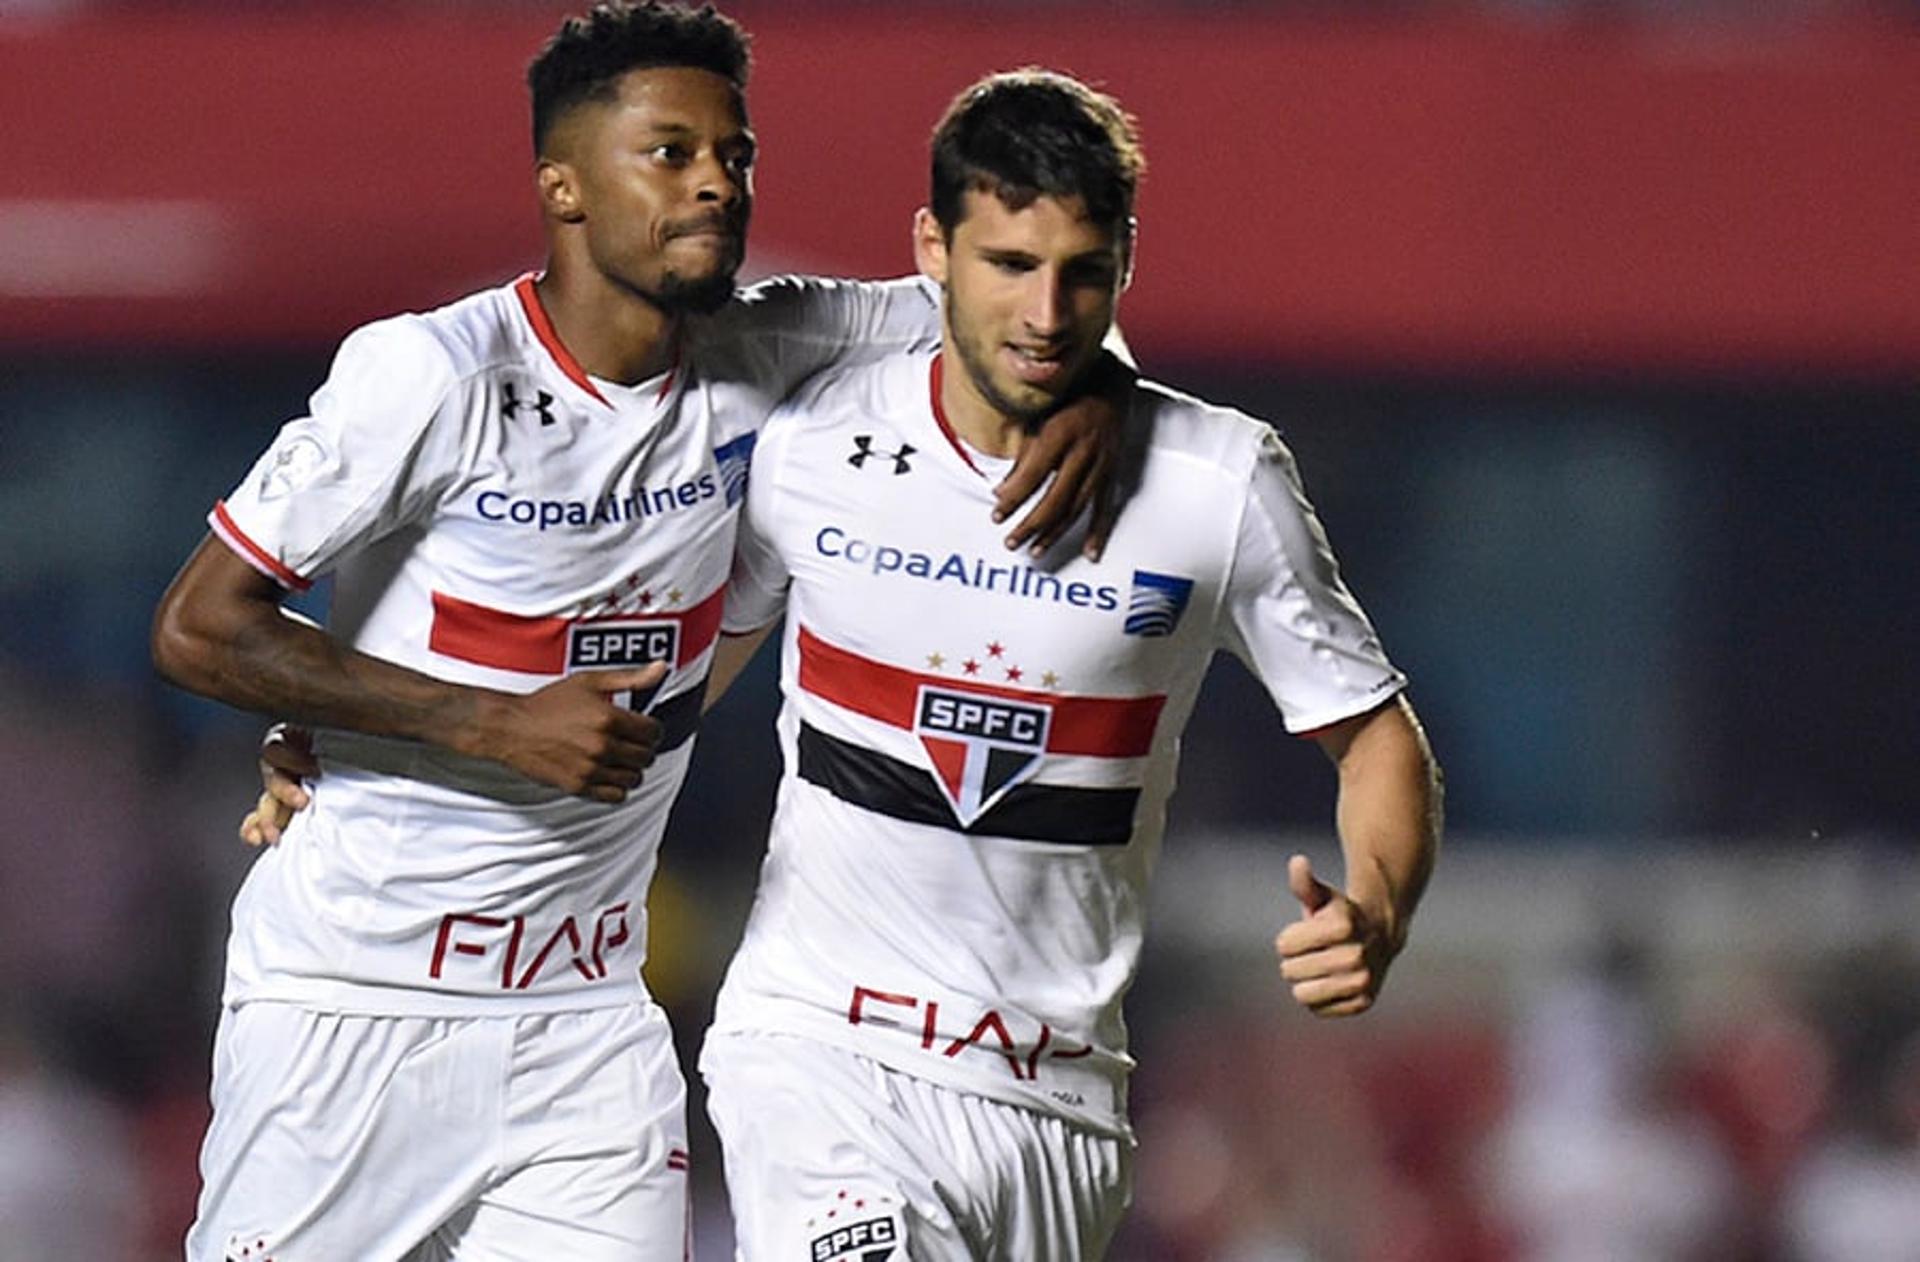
[796,723,1139,845]
[653,684,703,754]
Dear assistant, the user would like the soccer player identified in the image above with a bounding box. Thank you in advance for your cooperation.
[693,71,1444,1259]
[149,6,1119,1259]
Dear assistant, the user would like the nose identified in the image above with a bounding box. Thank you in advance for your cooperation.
[1023,272,1070,338]
[692,151,745,208]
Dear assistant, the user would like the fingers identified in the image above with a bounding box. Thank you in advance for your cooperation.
[264,767,310,811]
[238,789,294,847]
[1275,862,1385,1018]
[1288,854,1334,914]
[1001,444,1094,555]
[1081,448,1119,561]
[607,709,664,756]
[575,721,664,803]
[587,661,670,696]
[991,443,1053,527]
[1275,930,1379,1017]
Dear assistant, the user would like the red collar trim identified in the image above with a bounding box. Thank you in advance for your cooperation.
[513,273,611,407]
[928,355,985,477]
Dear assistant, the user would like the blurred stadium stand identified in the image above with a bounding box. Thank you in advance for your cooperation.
[2,4,1915,1258]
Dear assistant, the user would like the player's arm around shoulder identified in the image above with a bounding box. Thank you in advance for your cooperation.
[1276,696,1442,1017]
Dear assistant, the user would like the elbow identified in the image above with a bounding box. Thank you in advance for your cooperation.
[150,587,218,694]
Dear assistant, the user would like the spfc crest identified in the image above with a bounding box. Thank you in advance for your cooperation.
[913,685,1051,826]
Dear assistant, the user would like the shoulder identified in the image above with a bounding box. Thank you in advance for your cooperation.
[697,274,934,342]
[765,348,921,435]
[331,283,520,399]
[1131,378,1288,485]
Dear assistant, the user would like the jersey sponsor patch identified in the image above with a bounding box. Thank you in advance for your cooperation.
[913,686,1051,826]
[714,430,757,506]
[1124,569,1194,636]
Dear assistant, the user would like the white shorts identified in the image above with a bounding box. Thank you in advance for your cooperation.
[702,1034,1131,1262]
[187,1000,689,1262]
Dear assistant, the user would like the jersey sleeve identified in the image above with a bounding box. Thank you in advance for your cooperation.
[210,317,460,590]
[721,414,796,633]
[727,274,942,400]
[1220,427,1408,733]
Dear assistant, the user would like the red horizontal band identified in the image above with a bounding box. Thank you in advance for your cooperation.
[796,624,1165,758]
[209,501,312,592]
[429,584,726,675]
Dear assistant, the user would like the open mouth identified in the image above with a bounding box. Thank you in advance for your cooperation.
[1005,343,1071,386]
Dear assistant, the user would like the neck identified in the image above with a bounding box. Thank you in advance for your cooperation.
[937,349,1028,460]
[534,259,679,386]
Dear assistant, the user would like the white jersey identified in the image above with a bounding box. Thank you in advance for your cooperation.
[706,350,1405,1137]
[210,273,939,1016]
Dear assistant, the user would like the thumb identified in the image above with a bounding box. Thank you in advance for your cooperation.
[1288,854,1334,915]
[586,661,670,695]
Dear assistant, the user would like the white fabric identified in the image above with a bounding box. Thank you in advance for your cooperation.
[704,1033,1130,1262]
[187,1001,689,1262]
[209,274,940,1016]
[706,350,1404,1138]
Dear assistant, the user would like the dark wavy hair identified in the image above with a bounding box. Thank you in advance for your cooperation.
[528,2,751,155]
[929,69,1145,238]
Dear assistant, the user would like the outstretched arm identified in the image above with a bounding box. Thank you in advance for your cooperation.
[153,537,664,802]
[1275,695,1442,1016]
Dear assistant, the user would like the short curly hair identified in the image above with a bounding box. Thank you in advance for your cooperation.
[528,2,751,155]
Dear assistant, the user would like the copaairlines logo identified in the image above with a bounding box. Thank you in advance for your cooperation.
[475,474,717,532]
[912,686,1051,825]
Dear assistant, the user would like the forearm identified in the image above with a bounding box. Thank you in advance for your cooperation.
[702,622,776,712]
[152,538,509,758]
[1333,697,1442,952]
[181,613,500,751]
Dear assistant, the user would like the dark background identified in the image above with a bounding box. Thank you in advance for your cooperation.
[2,3,1915,1258]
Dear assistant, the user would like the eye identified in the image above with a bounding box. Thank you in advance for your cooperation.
[721,142,757,175]
[988,255,1035,275]
[1066,260,1120,288]
[647,142,692,167]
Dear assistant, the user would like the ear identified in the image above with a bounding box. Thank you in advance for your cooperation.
[912,207,949,285]
[1119,215,1139,292]
[537,159,587,225]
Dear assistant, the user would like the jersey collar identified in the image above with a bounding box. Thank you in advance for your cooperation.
[928,354,990,478]
[513,273,609,407]
[513,273,687,411]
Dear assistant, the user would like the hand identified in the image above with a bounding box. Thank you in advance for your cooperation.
[478,663,669,802]
[993,353,1131,559]
[1275,854,1396,1018]
[239,724,318,847]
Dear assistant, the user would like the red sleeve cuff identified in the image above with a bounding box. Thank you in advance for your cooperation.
[209,501,313,592]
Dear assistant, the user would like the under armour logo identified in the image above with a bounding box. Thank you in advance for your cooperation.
[502,381,557,426]
[849,434,915,475]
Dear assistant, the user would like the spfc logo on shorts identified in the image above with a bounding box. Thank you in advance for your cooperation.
[809,1213,899,1261]
[913,686,1051,826]
[1124,569,1195,637]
